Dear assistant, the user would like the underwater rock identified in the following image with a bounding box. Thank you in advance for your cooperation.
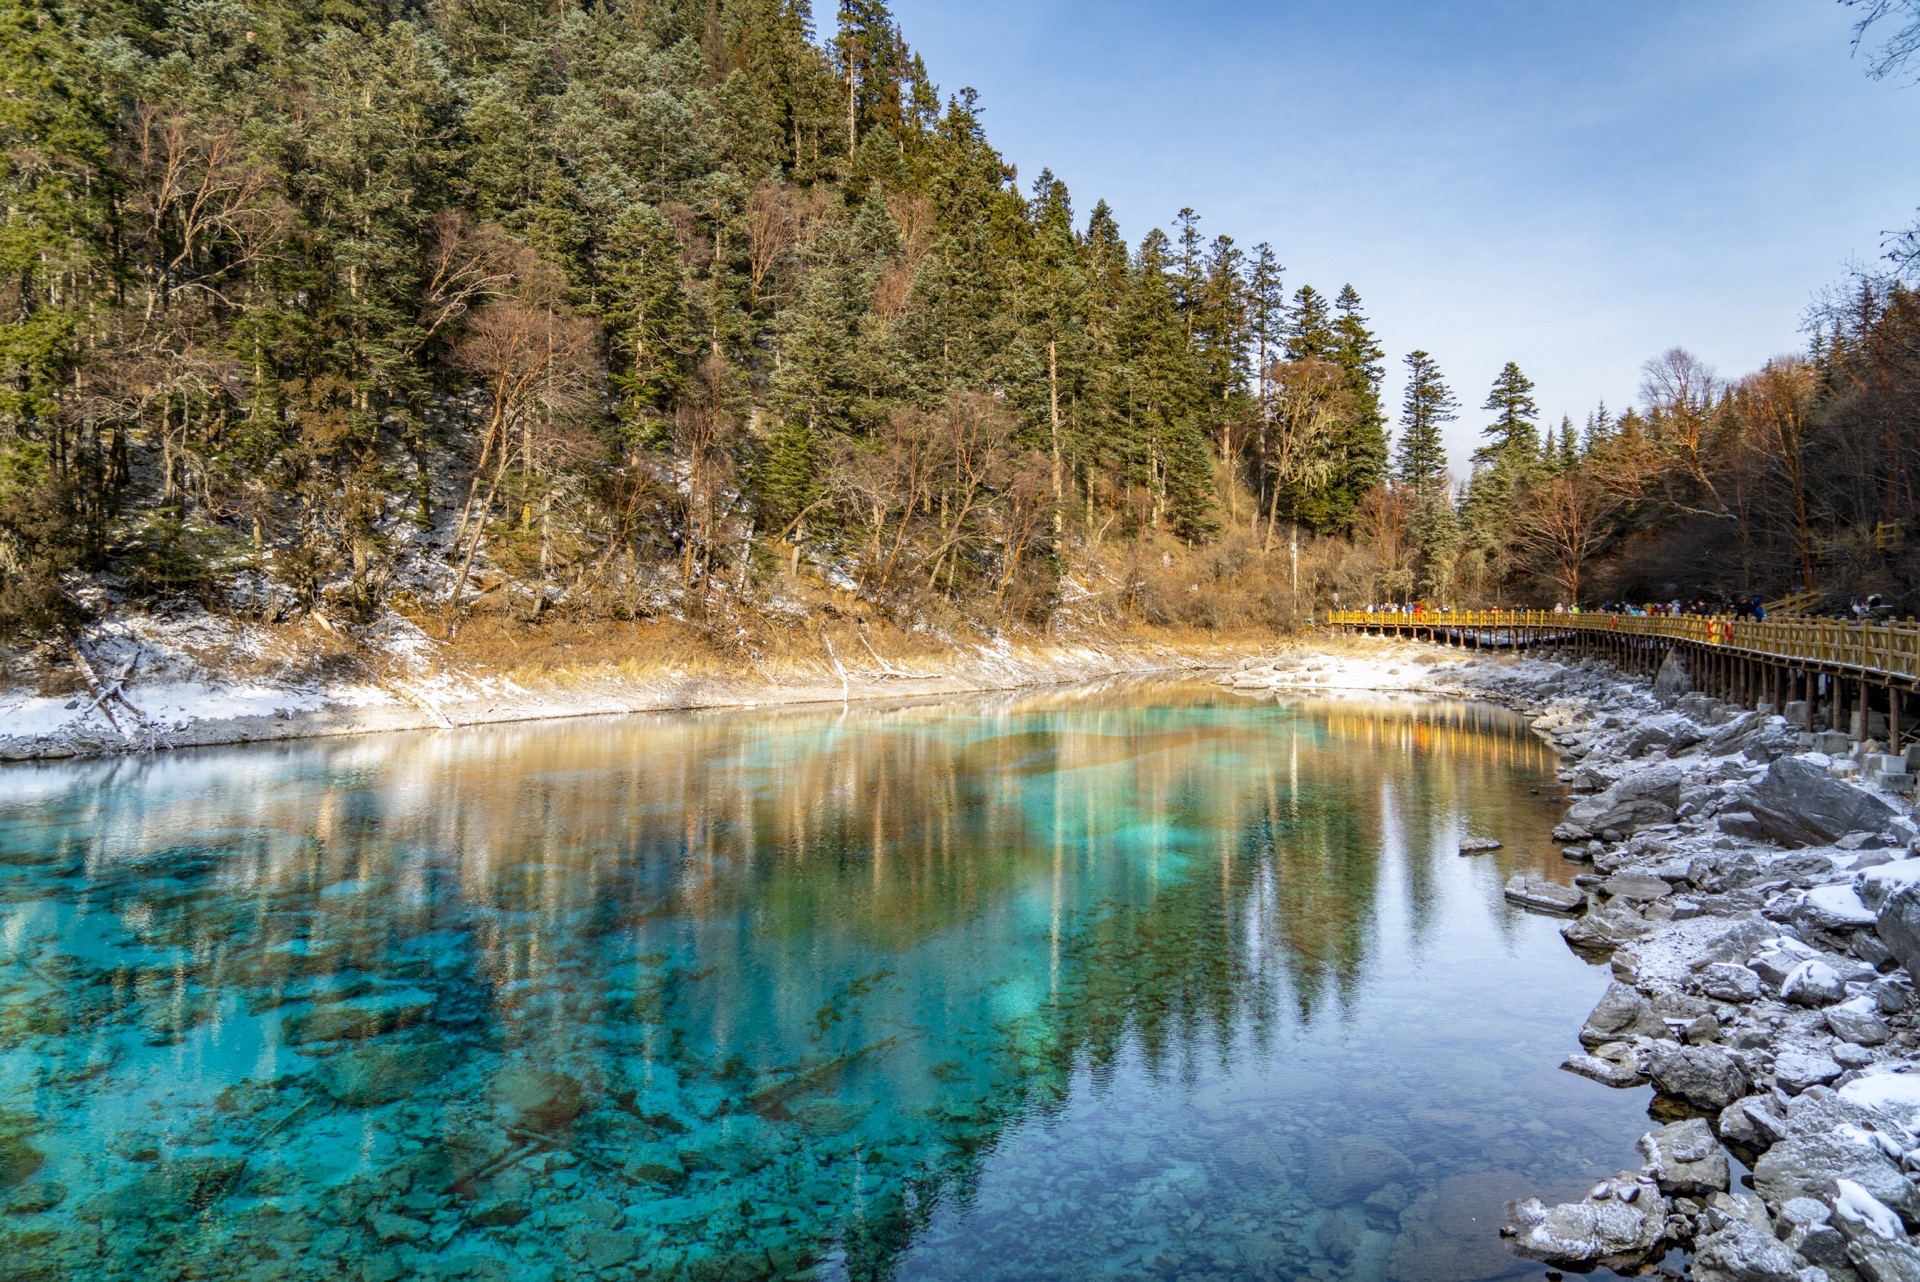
[77,1156,246,1223]
[282,988,435,1044]
[366,1210,431,1243]
[315,1042,447,1109]
[492,1067,587,1133]
[0,1137,45,1189]
[1384,1170,1530,1282]
[2,1180,64,1214]
[621,1142,685,1186]
[1305,1136,1415,1206]
[1458,838,1503,855]
[1315,1208,1364,1263]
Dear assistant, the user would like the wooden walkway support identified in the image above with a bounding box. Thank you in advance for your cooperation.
[1325,610,1920,755]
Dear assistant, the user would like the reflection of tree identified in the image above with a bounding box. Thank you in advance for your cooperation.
[0,684,1563,1281]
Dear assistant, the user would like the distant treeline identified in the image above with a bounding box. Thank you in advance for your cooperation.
[1,0,1917,649]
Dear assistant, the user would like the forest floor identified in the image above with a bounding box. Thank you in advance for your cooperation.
[0,604,1345,760]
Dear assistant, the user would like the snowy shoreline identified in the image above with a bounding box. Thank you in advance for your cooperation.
[1224,638,1920,1279]
[0,612,1298,762]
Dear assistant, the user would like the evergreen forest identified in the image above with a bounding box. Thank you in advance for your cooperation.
[3,0,1920,660]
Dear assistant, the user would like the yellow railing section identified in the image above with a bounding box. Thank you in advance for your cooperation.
[1327,610,1920,682]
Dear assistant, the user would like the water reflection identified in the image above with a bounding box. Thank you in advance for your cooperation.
[0,682,1645,1281]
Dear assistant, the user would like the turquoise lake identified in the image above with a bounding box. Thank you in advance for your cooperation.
[0,680,1656,1281]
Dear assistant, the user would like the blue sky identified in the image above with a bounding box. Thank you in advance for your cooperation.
[887,0,1920,473]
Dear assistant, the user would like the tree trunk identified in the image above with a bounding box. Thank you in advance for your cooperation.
[1048,339,1062,536]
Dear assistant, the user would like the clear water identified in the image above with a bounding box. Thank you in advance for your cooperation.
[0,680,1654,1282]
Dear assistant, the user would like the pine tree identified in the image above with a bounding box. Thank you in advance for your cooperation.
[1393,350,1456,499]
[1284,285,1334,361]
[1246,244,1285,423]
[1554,416,1578,472]
[834,0,908,150]
[1475,361,1540,467]
[1293,283,1389,532]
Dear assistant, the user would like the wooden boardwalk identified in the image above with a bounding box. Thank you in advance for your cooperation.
[1326,609,1920,752]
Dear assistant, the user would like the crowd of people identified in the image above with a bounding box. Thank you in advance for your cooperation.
[1350,594,1906,622]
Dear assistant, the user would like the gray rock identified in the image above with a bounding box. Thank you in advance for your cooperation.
[1781,1198,1859,1282]
[1648,1042,1750,1110]
[1458,837,1503,854]
[1828,1001,1894,1047]
[1719,1094,1790,1153]
[1702,964,1766,1003]
[1836,1042,1878,1070]
[1742,758,1902,848]
[1563,904,1655,953]
[1505,874,1586,914]
[1654,652,1692,706]
[1752,1132,1920,1227]
[1564,1041,1649,1088]
[1783,960,1850,1007]
[1849,1235,1920,1282]
[1774,1047,1844,1094]
[1721,811,1774,841]
[1692,1220,1816,1282]
[1604,873,1673,903]
[1581,982,1669,1048]
[1877,885,1920,976]
[1504,1172,1670,1271]
[1564,765,1686,837]
[1751,940,1824,989]
[1637,1118,1730,1195]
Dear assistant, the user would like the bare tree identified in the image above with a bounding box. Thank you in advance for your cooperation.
[1354,483,1416,603]
[1513,471,1618,604]
[123,110,290,318]
[1846,0,1920,79]
[446,287,602,615]
[1734,359,1820,593]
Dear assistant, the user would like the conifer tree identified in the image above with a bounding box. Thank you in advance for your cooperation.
[1476,361,1541,466]
[1293,284,1389,532]
[1394,351,1456,499]
[1554,416,1579,472]
[1284,285,1335,361]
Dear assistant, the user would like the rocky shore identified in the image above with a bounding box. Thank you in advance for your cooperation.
[1225,641,1920,1281]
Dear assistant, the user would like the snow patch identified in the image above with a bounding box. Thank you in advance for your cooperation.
[1833,1179,1906,1241]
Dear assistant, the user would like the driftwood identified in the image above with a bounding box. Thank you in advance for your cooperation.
[70,645,150,738]
[820,633,851,702]
[854,626,945,680]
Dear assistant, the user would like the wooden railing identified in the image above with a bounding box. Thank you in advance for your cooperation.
[1327,610,1920,683]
